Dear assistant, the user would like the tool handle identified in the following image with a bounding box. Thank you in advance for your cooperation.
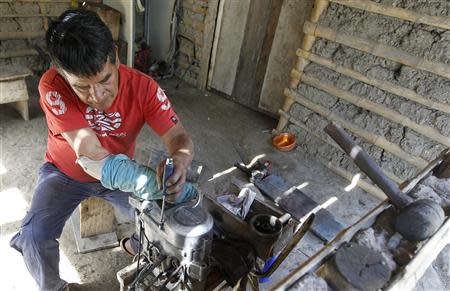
[160,158,174,226]
[324,123,411,209]
[162,158,174,193]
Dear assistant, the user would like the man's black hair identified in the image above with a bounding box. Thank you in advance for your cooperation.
[46,9,116,77]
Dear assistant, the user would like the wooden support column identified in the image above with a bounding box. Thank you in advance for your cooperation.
[275,0,329,134]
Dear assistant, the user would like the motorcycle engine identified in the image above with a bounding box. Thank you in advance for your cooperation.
[128,195,213,291]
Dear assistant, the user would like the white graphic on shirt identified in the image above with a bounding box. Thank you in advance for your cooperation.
[45,91,67,115]
[156,87,171,111]
[85,107,122,133]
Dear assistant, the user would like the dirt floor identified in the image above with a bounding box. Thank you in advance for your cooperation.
[0,77,447,290]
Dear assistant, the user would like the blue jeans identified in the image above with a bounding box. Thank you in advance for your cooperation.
[10,163,138,291]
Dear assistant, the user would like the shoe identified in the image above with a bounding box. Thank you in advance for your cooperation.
[120,237,136,257]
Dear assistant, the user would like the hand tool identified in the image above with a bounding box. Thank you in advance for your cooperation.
[325,122,444,241]
[159,158,174,227]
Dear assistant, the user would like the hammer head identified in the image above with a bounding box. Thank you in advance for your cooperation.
[395,199,444,241]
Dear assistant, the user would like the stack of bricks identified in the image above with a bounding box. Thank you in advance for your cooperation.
[175,0,208,86]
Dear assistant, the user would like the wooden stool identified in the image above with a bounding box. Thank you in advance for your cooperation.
[0,66,31,120]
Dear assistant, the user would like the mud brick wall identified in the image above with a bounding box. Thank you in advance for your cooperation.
[0,2,71,73]
[280,1,450,183]
[174,0,209,86]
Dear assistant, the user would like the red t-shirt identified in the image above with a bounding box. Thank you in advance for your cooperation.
[39,65,179,182]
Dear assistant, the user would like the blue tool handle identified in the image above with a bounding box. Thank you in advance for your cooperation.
[162,158,174,194]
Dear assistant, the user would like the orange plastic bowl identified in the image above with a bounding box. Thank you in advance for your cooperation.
[272,133,297,152]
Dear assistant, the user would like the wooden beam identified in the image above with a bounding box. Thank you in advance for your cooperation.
[0,49,38,59]
[0,31,45,40]
[279,108,405,184]
[303,21,450,80]
[280,90,428,170]
[386,217,450,290]
[300,74,450,147]
[272,201,391,290]
[330,0,450,31]
[296,49,450,115]
[0,0,71,2]
[0,14,59,18]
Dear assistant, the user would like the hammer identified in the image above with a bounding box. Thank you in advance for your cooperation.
[325,123,444,241]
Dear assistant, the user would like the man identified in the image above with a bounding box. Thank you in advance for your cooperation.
[10,9,196,291]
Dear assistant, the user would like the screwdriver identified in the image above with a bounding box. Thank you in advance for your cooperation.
[159,158,174,227]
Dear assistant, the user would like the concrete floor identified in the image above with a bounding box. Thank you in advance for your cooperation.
[0,77,444,290]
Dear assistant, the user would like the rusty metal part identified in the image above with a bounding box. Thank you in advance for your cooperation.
[325,122,445,241]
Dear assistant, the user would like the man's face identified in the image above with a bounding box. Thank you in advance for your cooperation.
[62,55,120,110]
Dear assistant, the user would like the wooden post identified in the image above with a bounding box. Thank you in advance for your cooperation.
[275,0,329,134]
[198,0,219,90]
[309,0,329,22]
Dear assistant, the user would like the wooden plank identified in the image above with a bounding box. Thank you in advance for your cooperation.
[206,0,225,90]
[0,31,45,40]
[281,89,429,170]
[0,79,29,104]
[70,205,118,254]
[0,66,32,81]
[198,0,219,90]
[208,0,250,95]
[0,49,38,59]
[271,201,391,290]
[386,217,450,291]
[251,0,284,110]
[80,197,115,238]
[297,49,450,114]
[0,14,59,18]
[232,0,272,108]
